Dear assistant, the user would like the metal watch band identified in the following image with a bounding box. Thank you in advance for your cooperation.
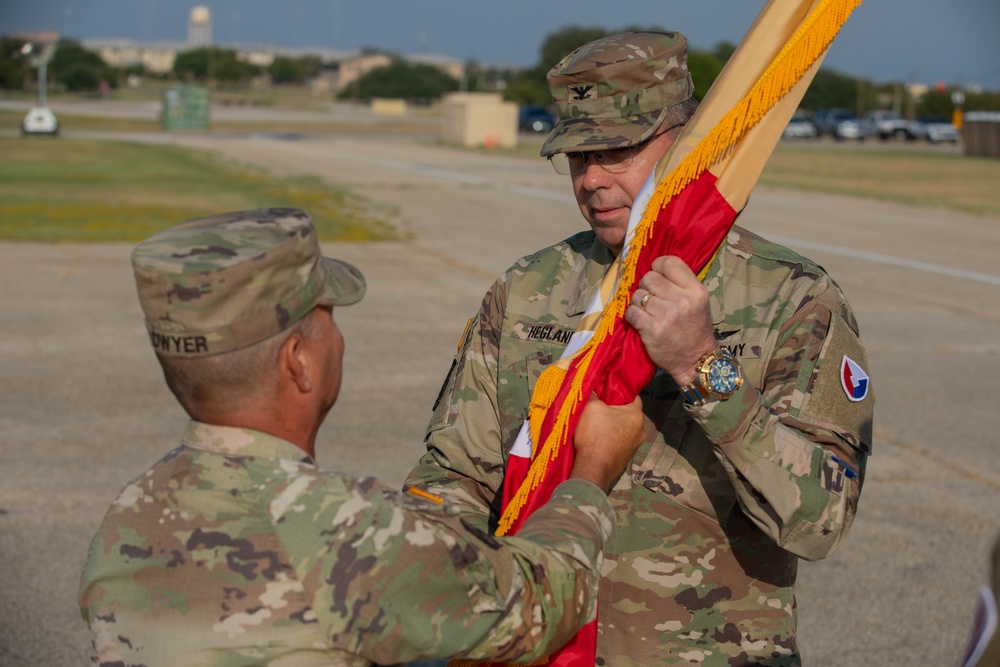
[680,382,708,407]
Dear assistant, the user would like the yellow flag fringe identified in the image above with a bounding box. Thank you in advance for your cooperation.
[496,0,862,537]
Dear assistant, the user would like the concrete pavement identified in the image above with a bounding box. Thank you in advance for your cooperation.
[2,130,998,666]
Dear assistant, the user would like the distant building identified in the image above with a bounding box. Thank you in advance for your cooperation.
[407,52,465,82]
[85,38,187,74]
[314,50,391,93]
[82,36,464,93]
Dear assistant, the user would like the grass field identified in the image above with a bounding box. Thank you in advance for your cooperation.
[0,108,437,137]
[0,137,399,242]
[3,129,998,242]
[761,144,1000,219]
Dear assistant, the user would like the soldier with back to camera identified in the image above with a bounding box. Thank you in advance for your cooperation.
[79,208,645,667]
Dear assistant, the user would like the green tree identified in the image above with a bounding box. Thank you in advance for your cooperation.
[502,27,606,106]
[173,48,210,79]
[212,54,258,82]
[268,55,323,84]
[297,55,323,80]
[502,72,549,106]
[965,90,1000,112]
[916,90,958,118]
[59,65,101,92]
[268,56,302,84]
[49,40,117,92]
[0,37,30,90]
[712,41,738,62]
[800,68,861,111]
[687,50,725,100]
[173,48,258,83]
[337,59,458,101]
[462,59,512,94]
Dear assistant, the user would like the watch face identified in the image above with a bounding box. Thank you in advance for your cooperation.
[707,357,740,394]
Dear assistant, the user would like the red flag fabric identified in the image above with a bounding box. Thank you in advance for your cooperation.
[500,171,735,523]
[494,172,735,664]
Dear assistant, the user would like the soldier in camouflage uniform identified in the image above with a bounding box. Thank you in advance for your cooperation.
[406,32,874,666]
[78,208,646,666]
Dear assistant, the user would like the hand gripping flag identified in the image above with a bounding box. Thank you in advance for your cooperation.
[450,1,863,665]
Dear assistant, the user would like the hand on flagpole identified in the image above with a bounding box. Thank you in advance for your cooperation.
[625,255,718,387]
[570,394,645,494]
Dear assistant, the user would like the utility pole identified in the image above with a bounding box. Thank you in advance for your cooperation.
[906,71,916,119]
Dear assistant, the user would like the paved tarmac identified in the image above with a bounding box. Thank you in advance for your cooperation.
[2,128,999,666]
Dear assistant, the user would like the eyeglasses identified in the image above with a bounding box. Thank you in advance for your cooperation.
[548,123,684,176]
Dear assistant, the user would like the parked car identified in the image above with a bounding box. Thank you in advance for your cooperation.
[518,105,556,133]
[812,108,853,137]
[837,116,875,140]
[782,116,818,140]
[21,106,59,136]
[864,110,921,140]
[812,108,874,141]
[915,116,960,143]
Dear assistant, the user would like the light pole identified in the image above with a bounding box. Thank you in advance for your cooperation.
[20,41,55,108]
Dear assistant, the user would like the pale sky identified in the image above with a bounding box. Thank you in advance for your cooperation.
[3,0,999,89]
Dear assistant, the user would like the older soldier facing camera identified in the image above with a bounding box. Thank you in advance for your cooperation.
[407,32,874,665]
[78,208,644,667]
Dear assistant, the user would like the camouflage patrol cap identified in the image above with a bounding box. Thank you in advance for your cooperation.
[131,208,365,358]
[540,31,694,157]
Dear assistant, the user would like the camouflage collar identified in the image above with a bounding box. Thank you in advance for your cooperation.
[181,420,313,463]
[566,238,616,316]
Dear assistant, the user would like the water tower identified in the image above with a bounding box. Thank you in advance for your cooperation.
[187,6,212,46]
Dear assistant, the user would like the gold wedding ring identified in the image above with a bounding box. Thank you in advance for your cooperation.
[639,293,652,312]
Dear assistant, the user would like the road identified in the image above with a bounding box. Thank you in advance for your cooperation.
[1,127,998,666]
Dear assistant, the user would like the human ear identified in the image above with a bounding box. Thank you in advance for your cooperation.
[281,331,312,394]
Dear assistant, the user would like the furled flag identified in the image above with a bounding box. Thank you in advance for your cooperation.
[452,1,864,666]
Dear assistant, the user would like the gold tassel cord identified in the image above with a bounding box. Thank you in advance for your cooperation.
[497,0,862,537]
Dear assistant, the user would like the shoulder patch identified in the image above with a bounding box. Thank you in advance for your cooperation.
[799,313,874,454]
[840,355,870,402]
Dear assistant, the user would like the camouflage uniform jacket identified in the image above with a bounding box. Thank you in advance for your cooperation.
[79,421,616,667]
[407,225,874,666]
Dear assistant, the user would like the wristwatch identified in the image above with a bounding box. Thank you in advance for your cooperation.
[680,348,744,407]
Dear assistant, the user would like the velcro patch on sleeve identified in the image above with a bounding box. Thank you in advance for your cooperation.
[799,314,874,453]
